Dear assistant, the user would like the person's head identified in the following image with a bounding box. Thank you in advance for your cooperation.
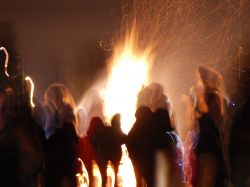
[197,65,225,94]
[44,83,78,132]
[137,82,169,112]
[87,117,105,137]
[45,83,76,109]
[44,84,64,109]
[135,106,152,121]
[196,66,226,114]
[111,113,121,132]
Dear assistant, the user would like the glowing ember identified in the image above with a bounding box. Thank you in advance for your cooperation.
[106,161,115,187]
[104,34,149,134]
[117,144,136,187]
[76,158,89,187]
[92,160,102,187]
[0,46,10,77]
[25,76,35,108]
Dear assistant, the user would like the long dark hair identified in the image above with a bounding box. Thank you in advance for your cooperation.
[197,66,230,176]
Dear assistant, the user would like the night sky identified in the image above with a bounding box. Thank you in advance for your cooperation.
[1,0,250,104]
[0,0,122,101]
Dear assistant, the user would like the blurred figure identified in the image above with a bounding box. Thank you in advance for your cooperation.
[88,114,126,186]
[127,106,182,187]
[44,85,80,187]
[101,114,126,171]
[132,83,182,187]
[230,97,250,187]
[43,84,78,138]
[0,87,19,187]
[127,106,154,187]
[137,82,170,112]
[0,86,46,187]
[153,108,183,187]
[80,117,105,186]
[45,122,80,187]
[193,66,230,187]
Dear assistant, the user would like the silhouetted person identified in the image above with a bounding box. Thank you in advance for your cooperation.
[80,117,105,187]
[152,109,174,149]
[0,87,46,187]
[110,114,127,172]
[230,97,250,187]
[43,84,78,138]
[45,122,80,187]
[127,106,155,187]
[194,66,230,187]
[89,115,126,186]
[152,108,182,187]
[127,106,182,187]
[0,90,19,186]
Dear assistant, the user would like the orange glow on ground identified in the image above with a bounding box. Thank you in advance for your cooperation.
[117,145,136,187]
[92,160,102,187]
[106,161,115,187]
[76,158,89,187]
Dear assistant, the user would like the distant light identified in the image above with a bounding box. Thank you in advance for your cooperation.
[0,47,10,77]
[25,76,35,108]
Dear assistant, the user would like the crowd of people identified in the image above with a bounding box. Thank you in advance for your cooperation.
[0,46,249,187]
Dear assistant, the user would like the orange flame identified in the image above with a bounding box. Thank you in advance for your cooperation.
[25,76,35,108]
[76,158,89,187]
[0,46,9,77]
[103,26,150,134]
[106,161,115,187]
[92,160,102,187]
[117,144,136,187]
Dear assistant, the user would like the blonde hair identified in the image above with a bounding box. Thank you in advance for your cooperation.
[44,83,78,131]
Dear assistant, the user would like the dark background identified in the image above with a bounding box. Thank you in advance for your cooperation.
[0,0,122,102]
[0,0,250,104]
